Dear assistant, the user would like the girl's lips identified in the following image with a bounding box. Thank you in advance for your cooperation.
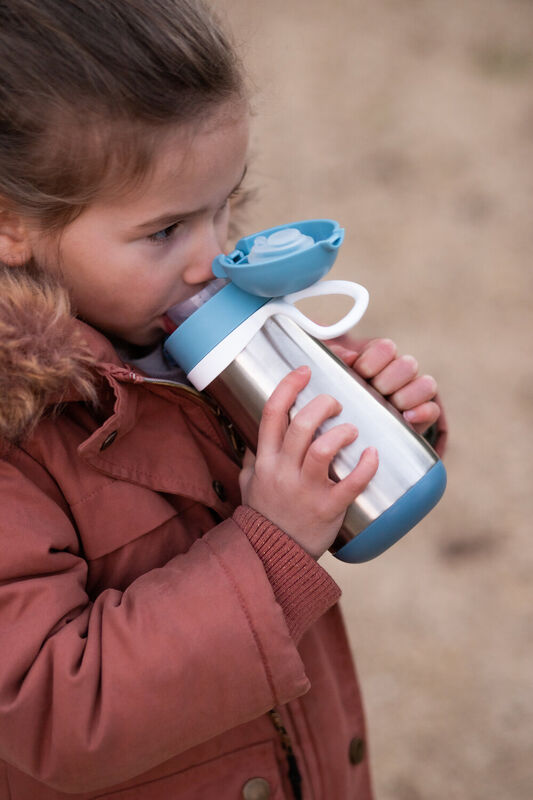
[161,314,178,334]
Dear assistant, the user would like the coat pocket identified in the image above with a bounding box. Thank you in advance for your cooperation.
[94,740,288,800]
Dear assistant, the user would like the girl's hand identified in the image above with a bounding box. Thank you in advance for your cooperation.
[329,338,440,435]
[239,367,379,560]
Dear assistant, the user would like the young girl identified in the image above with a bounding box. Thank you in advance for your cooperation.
[0,2,444,798]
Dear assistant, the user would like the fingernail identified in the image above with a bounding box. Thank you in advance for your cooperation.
[295,365,310,374]
[403,409,416,422]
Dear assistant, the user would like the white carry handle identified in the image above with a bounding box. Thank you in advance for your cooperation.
[187,280,369,390]
[268,280,369,339]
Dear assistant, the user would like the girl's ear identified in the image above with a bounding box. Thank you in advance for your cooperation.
[0,209,33,266]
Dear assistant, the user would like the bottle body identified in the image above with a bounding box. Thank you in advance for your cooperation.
[205,314,446,562]
[163,224,446,565]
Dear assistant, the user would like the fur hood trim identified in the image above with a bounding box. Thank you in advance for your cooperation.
[0,267,98,444]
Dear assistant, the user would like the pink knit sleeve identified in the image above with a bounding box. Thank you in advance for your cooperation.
[232,505,341,643]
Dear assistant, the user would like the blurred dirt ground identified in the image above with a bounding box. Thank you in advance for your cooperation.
[218,1,533,797]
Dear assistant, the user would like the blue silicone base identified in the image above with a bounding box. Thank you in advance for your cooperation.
[334,460,447,563]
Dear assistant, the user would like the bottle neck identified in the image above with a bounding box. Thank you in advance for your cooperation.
[166,278,228,327]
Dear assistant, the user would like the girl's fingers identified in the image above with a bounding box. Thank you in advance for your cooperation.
[332,446,379,507]
[353,338,397,379]
[256,367,311,456]
[370,354,419,396]
[389,373,437,411]
[327,343,360,368]
[301,422,359,482]
[403,400,441,432]
[282,393,343,465]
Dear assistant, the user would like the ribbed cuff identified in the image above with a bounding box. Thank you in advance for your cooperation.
[232,505,341,643]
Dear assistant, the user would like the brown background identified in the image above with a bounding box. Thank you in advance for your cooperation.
[218,1,532,798]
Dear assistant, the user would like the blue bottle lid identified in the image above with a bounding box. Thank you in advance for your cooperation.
[211,219,344,297]
[164,218,346,374]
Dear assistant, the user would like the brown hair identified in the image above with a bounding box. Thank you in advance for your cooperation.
[0,0,246,230]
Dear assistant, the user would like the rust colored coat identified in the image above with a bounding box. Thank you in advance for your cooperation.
[0,271,378,799]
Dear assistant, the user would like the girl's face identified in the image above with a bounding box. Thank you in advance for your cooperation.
[30,103,250,346]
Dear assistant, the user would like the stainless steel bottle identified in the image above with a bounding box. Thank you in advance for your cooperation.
[164,220,446,562]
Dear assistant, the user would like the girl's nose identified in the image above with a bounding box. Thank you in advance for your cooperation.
[182,226,223,286]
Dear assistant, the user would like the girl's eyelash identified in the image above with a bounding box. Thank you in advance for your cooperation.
[147,186,243,243]
[147,223,180,243]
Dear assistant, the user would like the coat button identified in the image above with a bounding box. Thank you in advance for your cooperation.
[349,736,366,765]
[100,430,118,450]
[242,777,271,800]
[212,480,227,502]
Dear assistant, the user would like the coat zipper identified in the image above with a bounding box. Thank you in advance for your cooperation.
[268,708,303,800]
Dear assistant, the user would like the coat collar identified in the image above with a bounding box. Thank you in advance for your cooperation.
[72,322,241,515]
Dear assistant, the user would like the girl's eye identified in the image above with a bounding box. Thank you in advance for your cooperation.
[147,223,179,243]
